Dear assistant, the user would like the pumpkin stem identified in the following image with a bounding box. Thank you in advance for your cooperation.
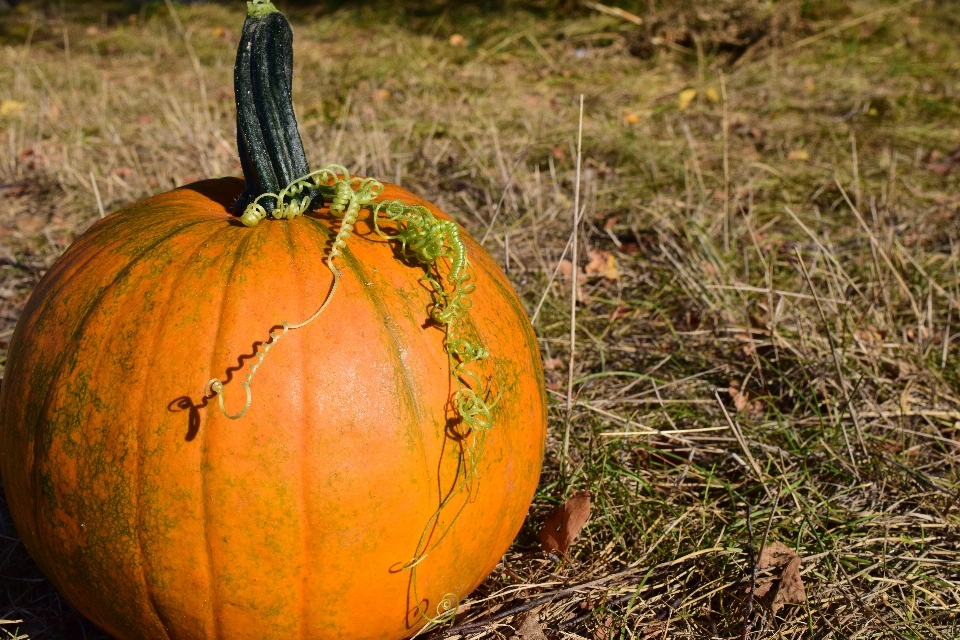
[233,3,321,216]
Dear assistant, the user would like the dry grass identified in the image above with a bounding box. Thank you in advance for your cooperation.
[2,0,960,638]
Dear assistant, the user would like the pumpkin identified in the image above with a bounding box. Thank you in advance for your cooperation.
[0,2,546,639]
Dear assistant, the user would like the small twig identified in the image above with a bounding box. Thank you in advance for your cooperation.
[943,297,952,369]
[742,501,756,640]
[581,1,643,25]
[794,246,866,468]
[480,146,529,245]
[875,451,957,498]
[787,0,922,52]
[529,220,579,324]
[563,95,585,474]
[163,0,209,122]
[714,391,770,498]
[759,482,783,558]
[89,171,105,218]
[836,179,921,319]
[720,69,730,253]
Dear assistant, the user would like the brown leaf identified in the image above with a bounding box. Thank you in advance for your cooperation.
[511,612,548,640]
[609,304,631,321]
[926,146,960,175]
[584,250,618,280]
[757,542,806,614]
[753,579,775,598]
[538,490,592,556]
[773,556,806,613]
[593,614,614,640]
[542,357,564,371]
[728,381,748,412]
[759,541,794,569]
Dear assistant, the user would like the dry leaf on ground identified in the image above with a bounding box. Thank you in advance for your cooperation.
[584,250,618,280]
[538,490,592,556]
[511,611,548,640]
[678,88,697,110]
[593,614,614,640]
[752,541,807,614]
[927,147,960,175]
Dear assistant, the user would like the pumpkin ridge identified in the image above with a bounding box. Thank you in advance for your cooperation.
[298,213,431,462]
[200,227,259,640]
[337,246,432,469]
[132,222,231,639]
[280,220,310,640]
[25,217,212,587]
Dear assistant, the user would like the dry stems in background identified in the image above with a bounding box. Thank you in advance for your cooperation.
[1,0,959,638]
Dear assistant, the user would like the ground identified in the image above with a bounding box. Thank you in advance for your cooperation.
[1,0,959,638]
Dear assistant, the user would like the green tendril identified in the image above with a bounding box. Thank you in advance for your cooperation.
[372,199,500,635]
[205,165,381,417]
[205,171,496,636]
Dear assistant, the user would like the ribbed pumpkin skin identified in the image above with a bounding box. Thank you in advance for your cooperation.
[0,178,546,640]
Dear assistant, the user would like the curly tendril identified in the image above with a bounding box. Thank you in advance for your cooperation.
[205,170,496,636]
[205,165,381,417]
[372,200,500,636]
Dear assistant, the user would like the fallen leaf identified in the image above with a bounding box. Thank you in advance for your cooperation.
[678,88,697,111]
[756,541,806,614]
[787,149,809,161]
[728,381,748,412]
[705,87,720,103]
[593,614,614,640]
[449,33,466,47]
[543,357,563,371]
[0,100,25,117]
[623,112,641,124]
[926,147,960,175]
[539,490,591,556]
[557,259,574,278]
[609,304,630,321]
[603,215,618,231]
[584,250,618,280]
[511,612,548,640]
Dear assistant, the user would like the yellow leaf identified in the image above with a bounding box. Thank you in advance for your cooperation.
[787,149,809,161]
[623,112,641,124]
[449,34,466,47]
[0,100,25,117]
[678,88,697,110]
[705,87,720,103]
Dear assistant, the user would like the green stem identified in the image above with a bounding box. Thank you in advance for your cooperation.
[234,1,320,215]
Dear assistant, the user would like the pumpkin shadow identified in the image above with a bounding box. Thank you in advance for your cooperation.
[179,177,244,210]
[168,327,283,441]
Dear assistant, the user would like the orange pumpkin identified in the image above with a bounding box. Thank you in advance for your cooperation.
[0,177,546,638]
[0,2,546,637]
